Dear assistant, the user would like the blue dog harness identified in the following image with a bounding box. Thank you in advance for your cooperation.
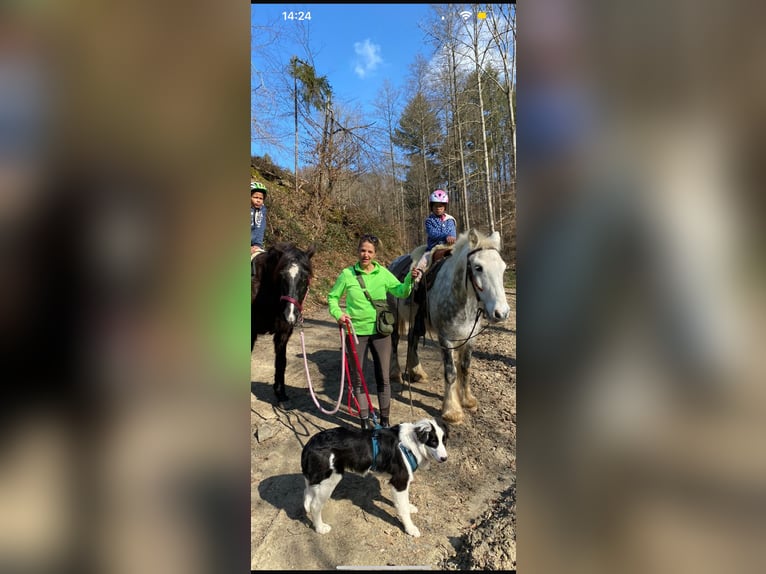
[369,429,419,473]
[398,443,419,473]
[370,429,380,471]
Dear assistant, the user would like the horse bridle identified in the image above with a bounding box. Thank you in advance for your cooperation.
[430,246,500,351]
[465,247,501,306]
[279,275,311,319]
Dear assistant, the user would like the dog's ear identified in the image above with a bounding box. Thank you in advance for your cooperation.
[430,417,449,442]
[416,425,430,444]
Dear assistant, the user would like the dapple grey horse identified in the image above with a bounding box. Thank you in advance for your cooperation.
[389,229,510,424]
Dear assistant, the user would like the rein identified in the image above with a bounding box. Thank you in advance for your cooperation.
[423,246,496,351]
[438,308,488,351]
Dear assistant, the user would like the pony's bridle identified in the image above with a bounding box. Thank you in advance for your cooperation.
[279,275,311,320]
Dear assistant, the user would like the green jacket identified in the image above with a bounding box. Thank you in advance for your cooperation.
[328,261,414,336]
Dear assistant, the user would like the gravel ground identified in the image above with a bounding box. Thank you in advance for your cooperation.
[251,290,515,570]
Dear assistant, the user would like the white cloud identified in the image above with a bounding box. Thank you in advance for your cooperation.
[353,38,382,79]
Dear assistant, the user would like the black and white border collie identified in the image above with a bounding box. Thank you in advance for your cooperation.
[301,418,448,537]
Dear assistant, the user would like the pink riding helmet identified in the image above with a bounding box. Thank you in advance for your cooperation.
[429,189,449,204]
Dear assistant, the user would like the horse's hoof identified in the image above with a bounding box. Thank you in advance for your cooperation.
[410,367,429,382]
[442,410,464,425]
[461,397,478,411]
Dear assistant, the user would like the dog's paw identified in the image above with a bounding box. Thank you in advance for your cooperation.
[405,525,421,537]
[315,523,331,534]
[409,504,418,514]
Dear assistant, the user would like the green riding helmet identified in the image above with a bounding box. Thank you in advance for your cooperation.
[251,181,267,196]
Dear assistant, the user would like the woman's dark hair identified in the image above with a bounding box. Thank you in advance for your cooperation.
[358,234,380,250]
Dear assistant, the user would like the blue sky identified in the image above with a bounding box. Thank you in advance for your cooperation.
[251,3,441,164]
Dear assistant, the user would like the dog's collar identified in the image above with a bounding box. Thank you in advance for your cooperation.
[398,443,419,473]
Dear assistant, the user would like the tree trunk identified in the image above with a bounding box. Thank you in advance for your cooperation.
[450,44,470,231]
[388,119,404,244]
[421,133,430,245]
[317,99,329,201]
[473,12,495,233]
[294,71,298,197]
[509,10,517,187]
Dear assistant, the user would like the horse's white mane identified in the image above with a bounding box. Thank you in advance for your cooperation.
[451,228,498,254]
[432,229,493,300]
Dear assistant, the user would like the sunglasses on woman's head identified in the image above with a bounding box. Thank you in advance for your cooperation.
[360,234,379,245]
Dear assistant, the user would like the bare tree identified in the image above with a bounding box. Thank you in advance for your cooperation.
[486,3,516,184]
[422,6,472,231]
[373,80,406,242]
[421,4,515,235]
[485,3,516,244]
[251,17,292,152]
[396,54,446,241]
[392,90,442,245]
[447,28,472,230]
[463,4,496,232]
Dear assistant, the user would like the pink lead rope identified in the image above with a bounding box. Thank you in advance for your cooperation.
[300,316,374,421]
[301,325,345,415]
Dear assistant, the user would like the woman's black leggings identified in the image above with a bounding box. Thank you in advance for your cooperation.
[346,333,392,420]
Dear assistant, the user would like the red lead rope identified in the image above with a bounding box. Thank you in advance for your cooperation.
[343,318,376,421]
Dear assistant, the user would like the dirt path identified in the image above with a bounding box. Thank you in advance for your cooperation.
[251,291,516,570]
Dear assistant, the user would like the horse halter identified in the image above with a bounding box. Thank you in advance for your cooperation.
[465,247,500,307]
[279,275,311,318]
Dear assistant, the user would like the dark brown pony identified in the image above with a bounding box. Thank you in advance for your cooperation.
[251,242,316,403]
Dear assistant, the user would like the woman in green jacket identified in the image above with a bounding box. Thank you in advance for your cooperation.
[328,234,422,429]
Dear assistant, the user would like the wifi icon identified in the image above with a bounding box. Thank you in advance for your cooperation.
[459,10,472,21]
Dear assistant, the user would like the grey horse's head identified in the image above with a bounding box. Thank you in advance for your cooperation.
[465,229,511,323]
